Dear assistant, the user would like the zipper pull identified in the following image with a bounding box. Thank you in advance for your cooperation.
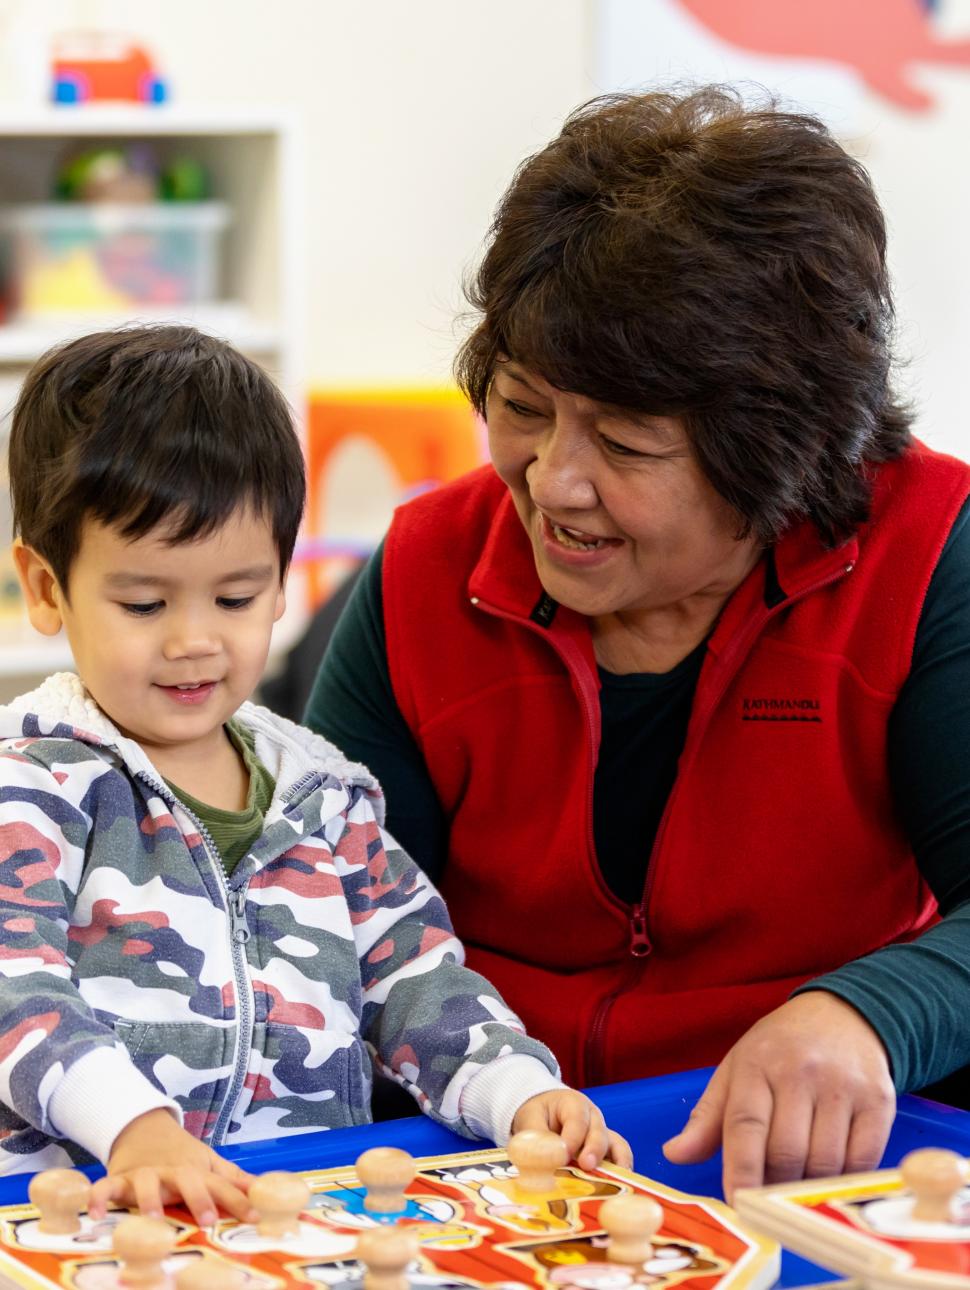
[629,905,651,958]
[230,888,250,944]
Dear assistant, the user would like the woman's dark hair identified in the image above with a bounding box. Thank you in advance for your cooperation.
[456,86,912,546]
[10,324,305,589]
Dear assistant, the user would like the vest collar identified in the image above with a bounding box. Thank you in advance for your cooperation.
[468,479,859,635]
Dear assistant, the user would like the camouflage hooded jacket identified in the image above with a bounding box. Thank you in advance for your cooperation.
[0,673,556,1173]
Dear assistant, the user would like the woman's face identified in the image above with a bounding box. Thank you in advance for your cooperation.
[487,362,762,621]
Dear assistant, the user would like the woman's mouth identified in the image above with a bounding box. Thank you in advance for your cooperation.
[537,513,622,566]
[550,521,609,551]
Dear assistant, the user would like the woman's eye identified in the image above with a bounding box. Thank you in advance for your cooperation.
[218,596,255,610]
[601,436,641,457]
[502,398,540,418]
[121,602,163,617]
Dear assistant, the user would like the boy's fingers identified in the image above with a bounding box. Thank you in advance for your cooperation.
[168,1169,219,1228]
[213,1157,254,1191]
[577,1119,610,1170]
[130,1168,165,1219]
[605,1130,634,1170]
[557,1099,593,1160]
[88,1175,125,1220]
[208,1175,260,1224]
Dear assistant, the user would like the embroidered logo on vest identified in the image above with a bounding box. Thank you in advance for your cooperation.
[741,697,822,723]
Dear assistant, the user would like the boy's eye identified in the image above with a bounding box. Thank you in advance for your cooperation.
[120,601,163,617]
[217,596,255,610]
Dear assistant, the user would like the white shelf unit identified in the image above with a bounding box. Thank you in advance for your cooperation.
[0,106,305,689]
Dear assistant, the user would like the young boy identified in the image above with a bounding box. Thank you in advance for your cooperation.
[0,326,629,1226]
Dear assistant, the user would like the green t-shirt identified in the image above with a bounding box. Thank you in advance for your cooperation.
[165,719,275,875]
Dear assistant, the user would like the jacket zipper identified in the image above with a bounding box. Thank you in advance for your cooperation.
[475,555,856,1085]
[135,770,253,1146]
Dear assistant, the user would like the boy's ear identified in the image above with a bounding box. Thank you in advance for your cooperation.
[12,540,65,636]
[273,582,286,624]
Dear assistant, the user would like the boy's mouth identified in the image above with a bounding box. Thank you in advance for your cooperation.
[156,681,218,705]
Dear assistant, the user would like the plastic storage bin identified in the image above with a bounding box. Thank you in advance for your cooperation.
[0,202,229,315]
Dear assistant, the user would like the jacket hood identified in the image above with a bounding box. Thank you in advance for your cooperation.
[0,671,381,817]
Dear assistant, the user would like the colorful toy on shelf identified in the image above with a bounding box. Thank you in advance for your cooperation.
[0,201,229,315]
[160,158,210,203]
[51,32,167,105]
[1,144,221,316]
[55,146,159,203]
[55,146,210,204]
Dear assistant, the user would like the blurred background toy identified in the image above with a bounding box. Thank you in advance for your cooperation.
[51,32,167,105]
[0,144,222,315]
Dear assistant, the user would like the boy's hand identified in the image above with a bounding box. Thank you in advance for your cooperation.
[511,1089,633,1171]
[88,1108,258,1227]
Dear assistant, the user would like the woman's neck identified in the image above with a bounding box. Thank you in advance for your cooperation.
[592,547,764,675]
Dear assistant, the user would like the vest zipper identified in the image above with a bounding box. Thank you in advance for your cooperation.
[629,904,650,955]
[583,555,856,1084]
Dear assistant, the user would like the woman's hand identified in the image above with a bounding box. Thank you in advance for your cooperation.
[512,1088,634,1171]
[88,1108,257,1227]
[662,991,896,1202]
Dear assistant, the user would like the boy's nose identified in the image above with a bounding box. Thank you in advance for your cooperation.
[162,624,221,660]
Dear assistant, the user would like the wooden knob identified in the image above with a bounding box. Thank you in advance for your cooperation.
[357,1147,415,1213]
[248,1170,311,1238]
[507,1129,569,1194]
[113,1215,176,1286]
[175,1259,247,1290]
[900,1147,969,1222]
[356,1225,418,1290]
[28,1167,91,1235]
[599,1194,663,1265]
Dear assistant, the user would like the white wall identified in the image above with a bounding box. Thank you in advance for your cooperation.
[0,0,594,388]
[0,0,965,455]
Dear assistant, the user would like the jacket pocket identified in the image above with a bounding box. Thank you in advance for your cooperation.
[227,1024,372,1142]
[112,1019,236,1141]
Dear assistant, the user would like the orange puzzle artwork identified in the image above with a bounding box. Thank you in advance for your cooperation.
[0,1144,779,1290]
[736,1145,970,1288]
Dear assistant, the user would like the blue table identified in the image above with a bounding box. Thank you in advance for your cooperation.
[2,1067,968,1288]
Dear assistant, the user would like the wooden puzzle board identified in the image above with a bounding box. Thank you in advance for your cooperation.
[736,1163,970,1288]
[0,1145,780,1290]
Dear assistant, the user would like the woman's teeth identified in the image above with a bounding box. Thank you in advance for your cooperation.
[552,523,606,551]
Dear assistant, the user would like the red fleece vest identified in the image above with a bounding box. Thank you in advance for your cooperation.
[383,446,970,1087]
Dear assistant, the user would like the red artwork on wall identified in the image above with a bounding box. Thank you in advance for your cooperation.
[676,0,970,110]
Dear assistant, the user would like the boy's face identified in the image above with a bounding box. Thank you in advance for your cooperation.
[31,509,285,770]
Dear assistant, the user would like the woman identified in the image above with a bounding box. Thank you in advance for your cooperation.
[306,88,970,1199]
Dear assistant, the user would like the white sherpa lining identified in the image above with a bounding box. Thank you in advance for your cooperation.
[3,671,380,812]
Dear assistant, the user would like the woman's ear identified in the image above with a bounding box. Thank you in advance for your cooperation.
[12,540,64,636]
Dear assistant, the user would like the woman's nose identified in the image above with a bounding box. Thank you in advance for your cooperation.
[526,427,598,512]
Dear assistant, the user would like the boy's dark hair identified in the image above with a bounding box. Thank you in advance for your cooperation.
[10,325,305,588]
[456,86,913,547]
